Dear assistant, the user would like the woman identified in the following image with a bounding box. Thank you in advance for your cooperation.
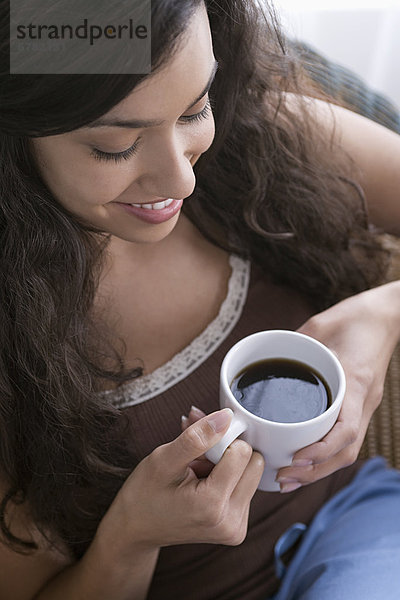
[1,1,400,598]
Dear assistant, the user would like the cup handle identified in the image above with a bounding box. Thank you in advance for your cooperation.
[205,412,248,464]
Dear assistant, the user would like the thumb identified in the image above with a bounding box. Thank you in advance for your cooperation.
[165,408,233,475]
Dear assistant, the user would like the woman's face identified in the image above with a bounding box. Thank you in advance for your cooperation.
[32,4,216,245]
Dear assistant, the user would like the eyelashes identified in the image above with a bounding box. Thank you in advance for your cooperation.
[91,99,213,163]
[179,99,212,124]
[92,141,140,163]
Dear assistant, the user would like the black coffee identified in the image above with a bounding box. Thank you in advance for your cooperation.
[231,358,332,423]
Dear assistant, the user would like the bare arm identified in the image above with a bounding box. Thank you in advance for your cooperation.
[0,534,157,600]
[269,94,400,488]
[0,410,263,599]
[0,481,158,600]
[34,536,159,600]
[300,96,400,235]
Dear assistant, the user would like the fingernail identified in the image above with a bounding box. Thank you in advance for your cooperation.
[181,415,189,427]
[207,408,233,433]
[190,405,206,419]
[292,459,313,467]
[276,476,300,484]
[280,482,302,494]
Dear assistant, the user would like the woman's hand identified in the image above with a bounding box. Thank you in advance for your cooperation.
[276,280,400,492]
[98,408,264,557]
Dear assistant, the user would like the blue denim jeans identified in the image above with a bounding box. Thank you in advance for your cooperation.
[270,457,400,599]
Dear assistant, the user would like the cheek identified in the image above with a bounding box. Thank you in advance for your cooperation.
[60,166,132,207]
[36,146,135,209]
[187,117,216,157]
[202,118,216,153]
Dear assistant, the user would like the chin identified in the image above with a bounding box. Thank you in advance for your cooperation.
[108,213,181,245]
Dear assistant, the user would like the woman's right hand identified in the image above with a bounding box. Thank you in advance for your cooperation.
[98,409,264,554]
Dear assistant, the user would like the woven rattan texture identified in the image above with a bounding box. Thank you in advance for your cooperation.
[359,237,400,468]
[291,40,400,133]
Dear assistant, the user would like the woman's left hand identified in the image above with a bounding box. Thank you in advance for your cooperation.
[276,280,400,492]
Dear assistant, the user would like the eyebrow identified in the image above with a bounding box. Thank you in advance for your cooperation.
[84,60,219,130]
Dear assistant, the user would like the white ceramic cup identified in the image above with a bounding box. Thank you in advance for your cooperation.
[205,330,346,492]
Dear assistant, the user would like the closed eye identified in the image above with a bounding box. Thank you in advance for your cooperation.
[179,98,212,124]
[90,140,140,163]
[90,98,213,163]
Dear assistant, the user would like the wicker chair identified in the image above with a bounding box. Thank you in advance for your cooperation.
[359,237,400,467]
[292,41,400,468]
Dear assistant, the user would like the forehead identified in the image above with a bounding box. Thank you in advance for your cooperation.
[86,5,214,127]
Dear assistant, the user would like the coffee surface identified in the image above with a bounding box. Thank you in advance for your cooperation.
[231,358,331,423]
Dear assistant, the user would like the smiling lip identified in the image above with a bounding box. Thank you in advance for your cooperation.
[114,198,183,224]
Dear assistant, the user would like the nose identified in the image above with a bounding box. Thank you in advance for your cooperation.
[137,131,197,200]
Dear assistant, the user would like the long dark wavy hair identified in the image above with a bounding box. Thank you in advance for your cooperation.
[0,0,388,558]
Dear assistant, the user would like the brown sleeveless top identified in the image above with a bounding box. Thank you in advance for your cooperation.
[102,256,362,600]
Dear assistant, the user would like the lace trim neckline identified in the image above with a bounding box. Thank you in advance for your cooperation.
[101,254,251,409]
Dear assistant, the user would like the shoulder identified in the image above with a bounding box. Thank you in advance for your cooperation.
[280,93,400,235]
